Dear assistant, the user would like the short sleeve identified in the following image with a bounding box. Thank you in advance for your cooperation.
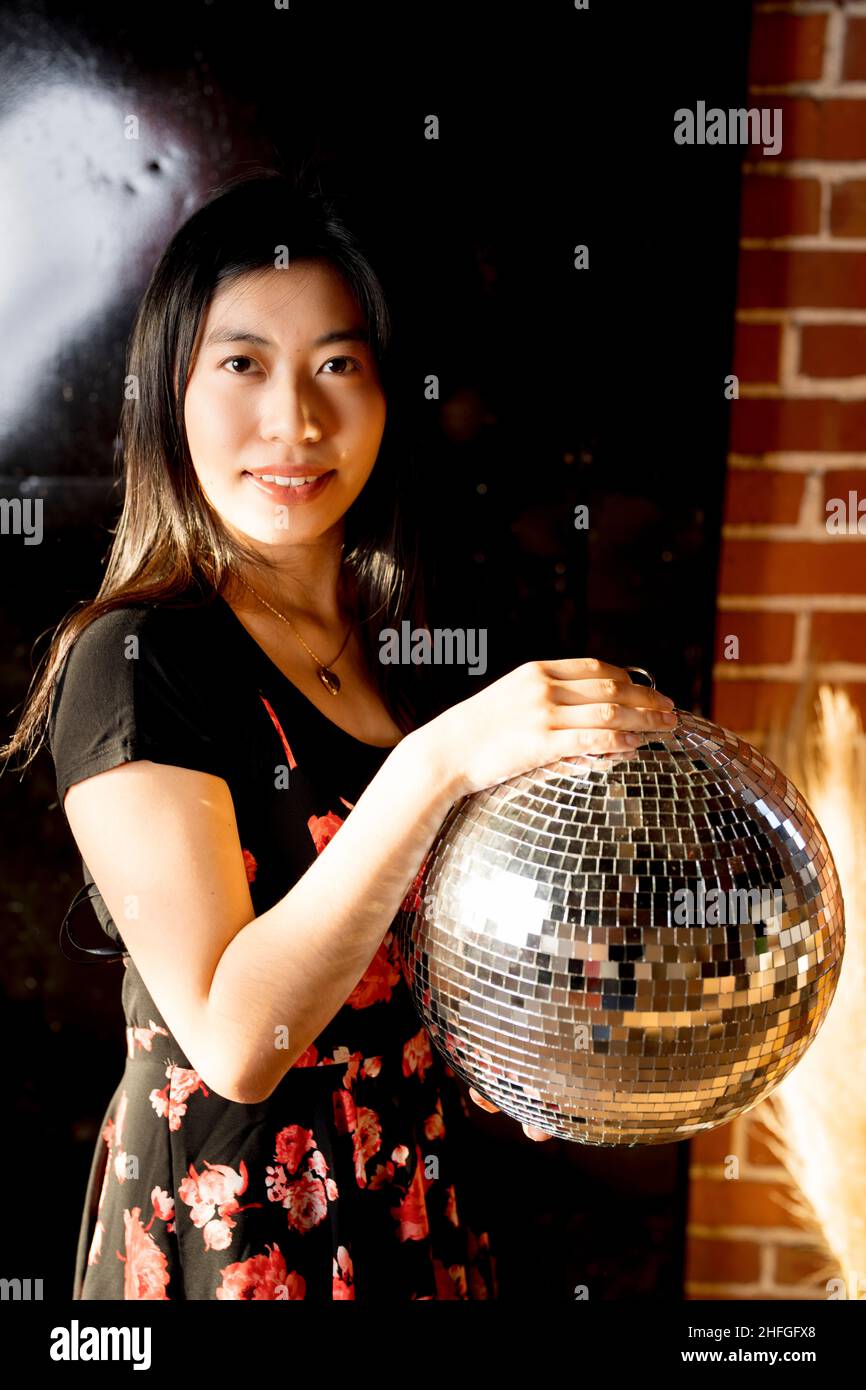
[48,604,229,809]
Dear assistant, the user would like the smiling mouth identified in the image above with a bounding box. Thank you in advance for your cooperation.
[243,470,334,489]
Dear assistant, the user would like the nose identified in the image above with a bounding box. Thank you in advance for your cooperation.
[260,374,324,444]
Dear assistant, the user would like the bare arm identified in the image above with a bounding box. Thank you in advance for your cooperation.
[62,727,460,1104]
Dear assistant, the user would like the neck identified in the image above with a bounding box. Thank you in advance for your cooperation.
[223,537,353,630]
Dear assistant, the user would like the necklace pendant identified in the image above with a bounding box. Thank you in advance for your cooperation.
[318,666,341,696]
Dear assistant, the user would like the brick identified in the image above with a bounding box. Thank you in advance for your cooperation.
[719,536,866,593]
[738,249,866,309]
[810,611,866,662]
[689,1176,802,1229]
[729,398,866,452]
[724,470,804,524]
[687,1236,763,1284]
[713,680,801,734]
[830,181,866,237]
[842,16,866,82]
[715,610,797,664]
[748,12,827,85]
[732,321,781,381]
[800,323,866,377]
[823,468,866,507]
[747,99,866,162]
[775,1245,836,1285]
[741,176,821,238]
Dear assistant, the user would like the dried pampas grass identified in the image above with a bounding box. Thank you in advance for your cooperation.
[758,684,866,1298]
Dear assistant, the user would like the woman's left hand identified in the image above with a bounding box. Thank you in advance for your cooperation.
[468,1086,554,1142]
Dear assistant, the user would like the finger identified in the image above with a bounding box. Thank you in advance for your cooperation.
[549,676,676,714]
[547,702,679,736]
[469,1086,501,1113]
[521,1123,554,1142]
[536,726,643,761]
[538,658,634,684]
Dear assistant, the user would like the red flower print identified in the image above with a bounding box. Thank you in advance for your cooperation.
[151,1188,174,1224]
[344,930,402,1009]
[352,1106,383,1188]
[259,695,297,770]
[241,847,257,883]
[275,1271,307,1300]
[216,1243,304,1300]
[266,1123,337,1233]
[367,1162,395,1190]
[149,1064,209,1132]
[363,1056,382,1078]
[391,1144,410,1167]
[402,1027,434,1082]
[307,1149,329,1179]
[333,1087,357,1136]
[389,1150,431,1242]
[178,1160,262,1251]
[284,1171,329,1234]
[332,1245,354,1300]
[444,1183,459,1227]
[424,1101,446,1141]
[118,1207,170,1300]
[291,1041,319,1068]
[274,1124,316,1172]
[307,809,344,853]
[126,1020,169,1058]
[432,1259,468,1299]
[342,1050,363,1088]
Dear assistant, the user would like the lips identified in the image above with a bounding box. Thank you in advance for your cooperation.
[242,470,335,503]
[243,469,333,479]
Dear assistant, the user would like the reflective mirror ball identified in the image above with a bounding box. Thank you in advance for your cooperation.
[398,712,845,1145]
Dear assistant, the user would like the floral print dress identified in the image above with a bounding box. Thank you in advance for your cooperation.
[48,591,498,1301]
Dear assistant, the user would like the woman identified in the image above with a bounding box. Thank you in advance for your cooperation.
[1,171,678,1300]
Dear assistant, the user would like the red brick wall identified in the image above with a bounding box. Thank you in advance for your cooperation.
[715,0,866,746]
[686,0,854,1300]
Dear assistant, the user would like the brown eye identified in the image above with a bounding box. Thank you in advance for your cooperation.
[222,356,255,374]
[320,357,361,375]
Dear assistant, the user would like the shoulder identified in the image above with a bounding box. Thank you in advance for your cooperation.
[49,596,228,739]
[56,597,220,683]
[48,595,231,802]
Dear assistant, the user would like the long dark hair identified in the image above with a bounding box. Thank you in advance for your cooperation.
[1,168,435,775]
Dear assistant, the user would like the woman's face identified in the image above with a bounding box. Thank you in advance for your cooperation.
[183,260,386,548]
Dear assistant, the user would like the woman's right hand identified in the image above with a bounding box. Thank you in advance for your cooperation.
[421,658,679,800]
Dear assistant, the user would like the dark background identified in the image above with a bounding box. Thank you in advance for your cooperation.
[0,0,751,1300]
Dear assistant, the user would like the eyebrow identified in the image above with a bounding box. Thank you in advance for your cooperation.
[203,326,371,350]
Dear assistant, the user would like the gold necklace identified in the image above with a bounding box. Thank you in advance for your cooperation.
[234,572,354,696]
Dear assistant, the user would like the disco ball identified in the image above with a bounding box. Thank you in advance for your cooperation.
[398,703,845,1146]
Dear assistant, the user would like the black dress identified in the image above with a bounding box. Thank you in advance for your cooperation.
[48,590,498,1301]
